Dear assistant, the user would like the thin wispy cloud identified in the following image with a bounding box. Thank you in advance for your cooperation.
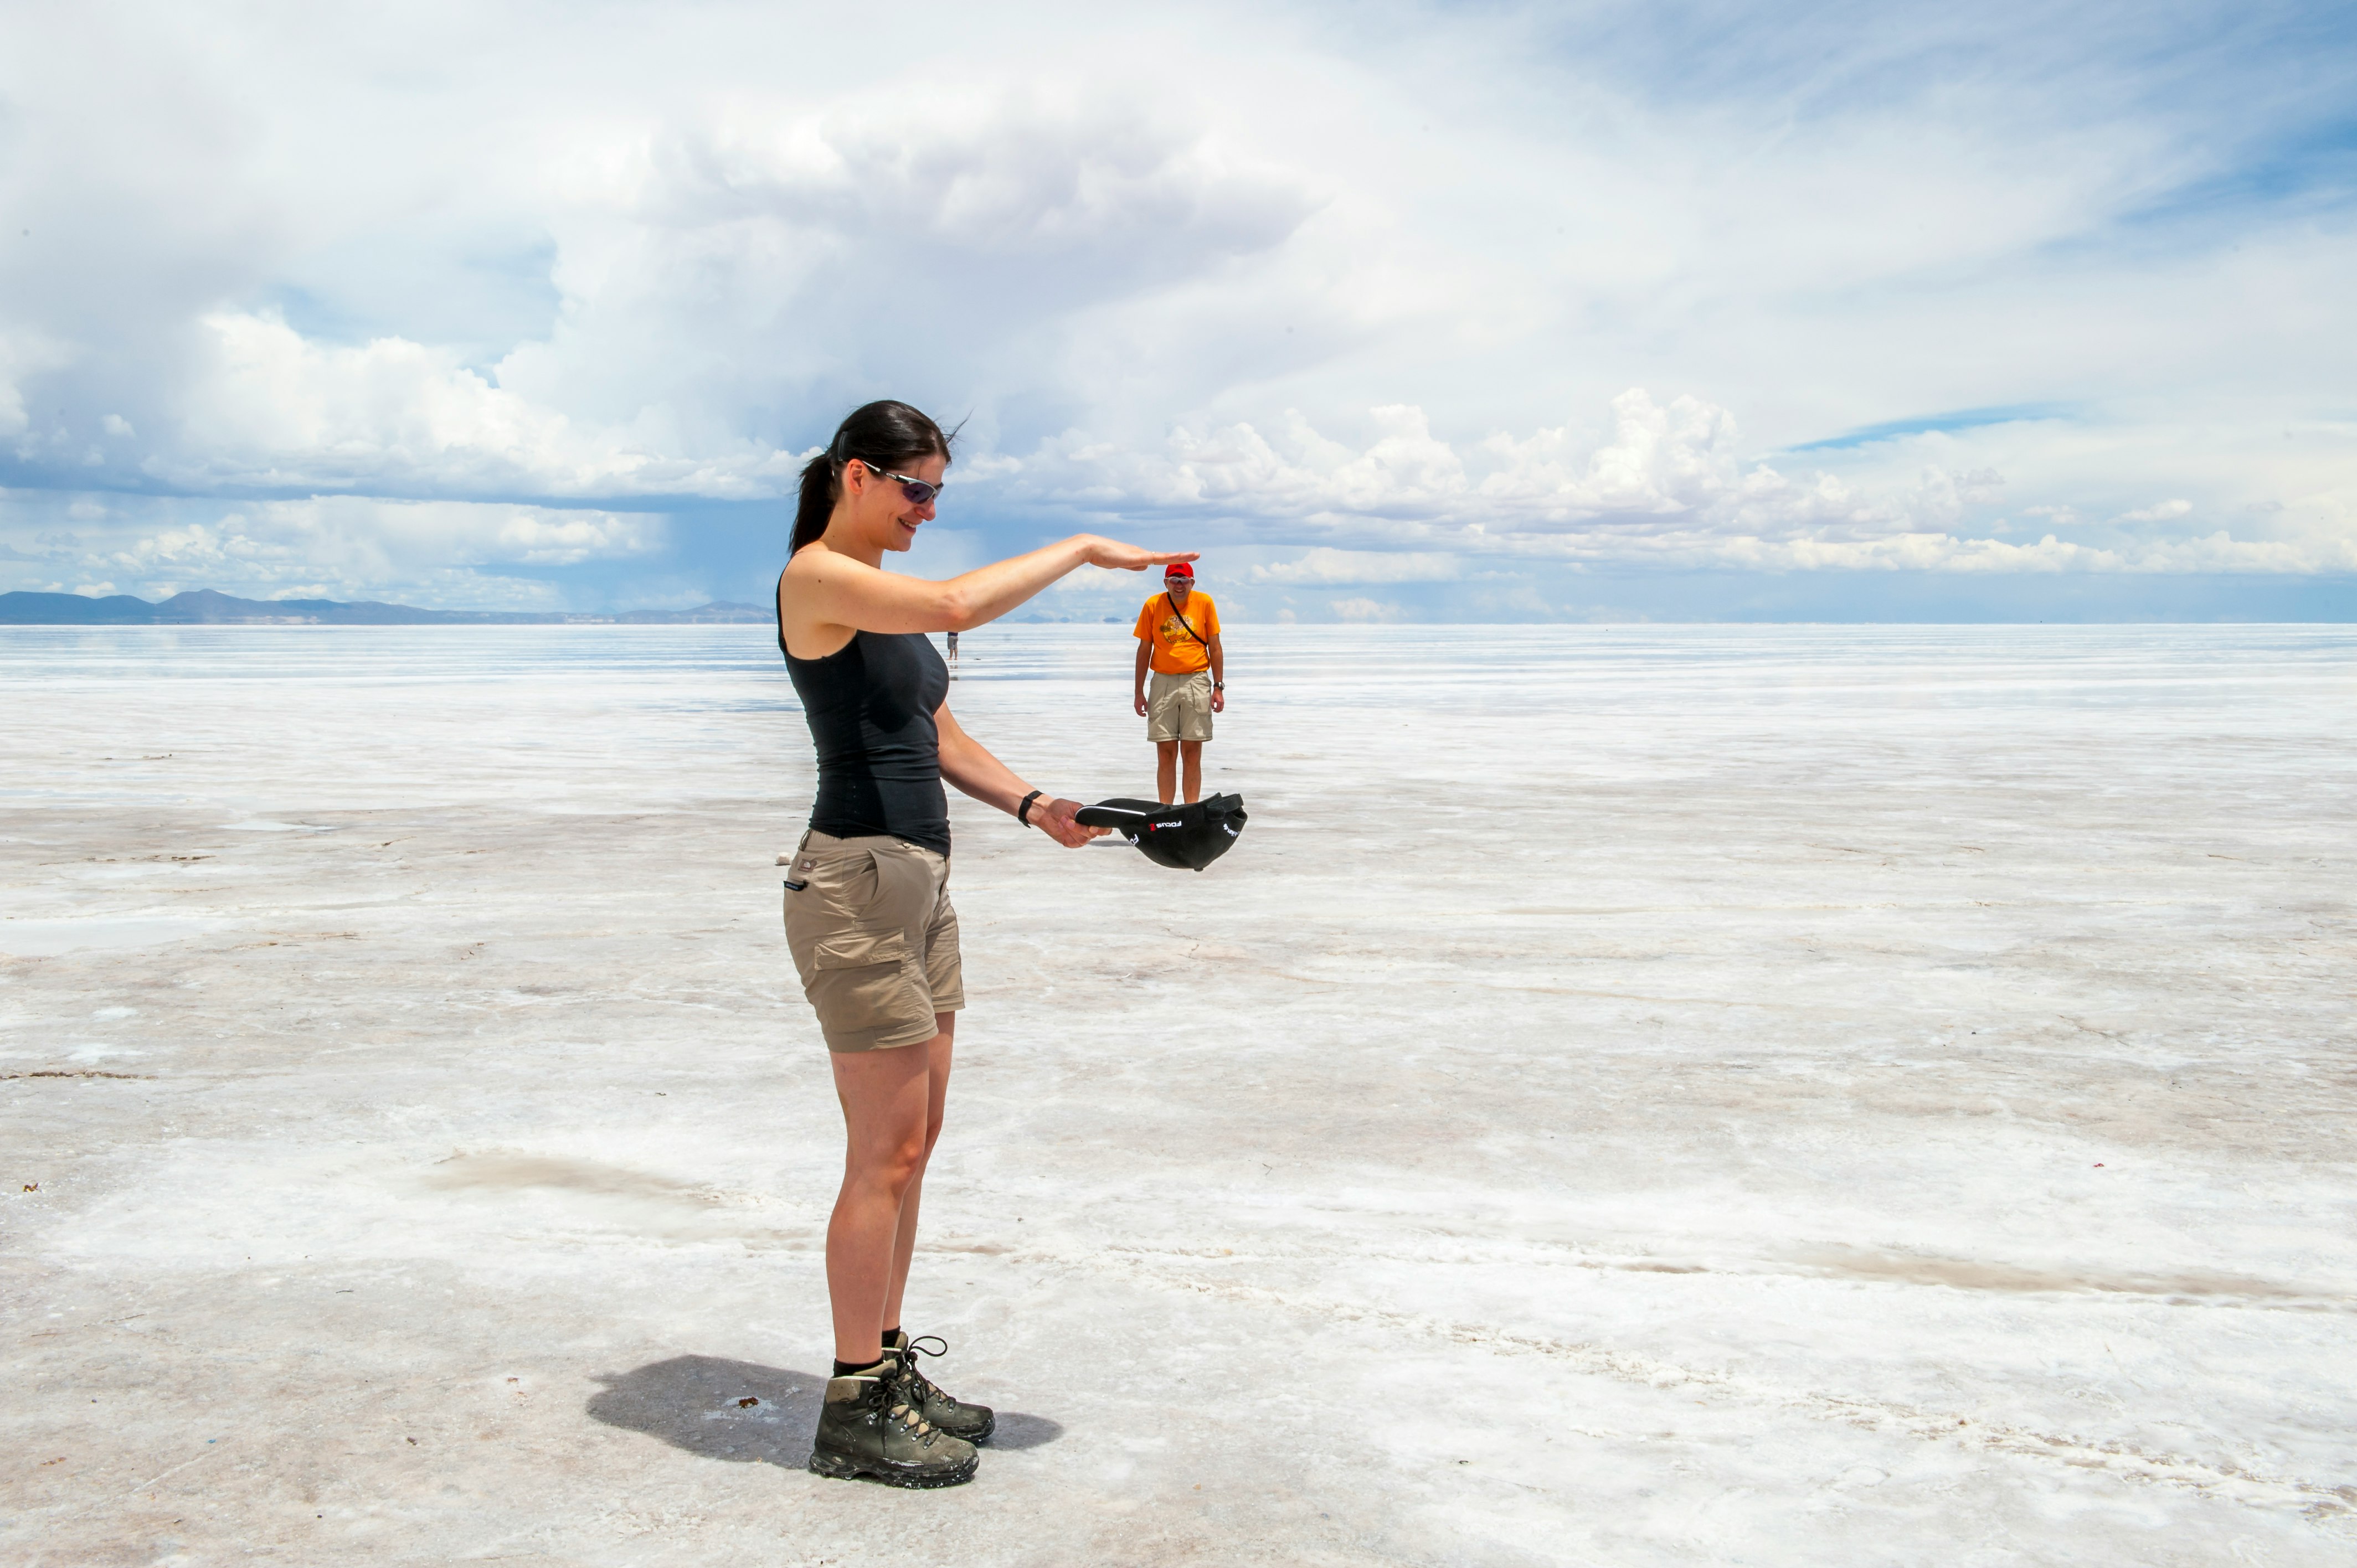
[1,0,2350,616]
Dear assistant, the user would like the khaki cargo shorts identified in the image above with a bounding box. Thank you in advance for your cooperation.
[1147,669,1213,743]
[781,830,964,1053]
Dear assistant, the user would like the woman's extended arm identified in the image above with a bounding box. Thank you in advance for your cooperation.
[791,535,1195,638]
[936,702,1103,848]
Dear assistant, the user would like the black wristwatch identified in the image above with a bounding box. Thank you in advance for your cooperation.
[1017,789,1043,826]
[1213,681,1225,689]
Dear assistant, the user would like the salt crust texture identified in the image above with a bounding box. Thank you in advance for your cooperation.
[3,623,2354,1566]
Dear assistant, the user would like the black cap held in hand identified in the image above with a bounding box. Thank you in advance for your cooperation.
[1073,795,1247,871]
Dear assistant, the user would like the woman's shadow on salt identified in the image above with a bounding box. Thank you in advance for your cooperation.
[586,1355,1064,1467]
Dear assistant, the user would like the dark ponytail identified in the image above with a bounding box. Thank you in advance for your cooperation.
[790,400,956,554]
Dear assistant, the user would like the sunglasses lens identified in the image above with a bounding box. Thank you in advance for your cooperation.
[900,481,937,506]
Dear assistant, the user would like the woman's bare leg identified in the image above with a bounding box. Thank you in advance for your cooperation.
[826,1021,952,1366]
[881,1017,954,1333]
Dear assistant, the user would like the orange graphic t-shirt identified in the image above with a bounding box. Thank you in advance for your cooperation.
[1134,591,1221,675]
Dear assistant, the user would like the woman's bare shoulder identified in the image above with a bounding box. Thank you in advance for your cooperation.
[778,546,866,657]
[785,543,893,589]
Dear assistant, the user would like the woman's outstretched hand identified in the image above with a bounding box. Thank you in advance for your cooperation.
[1079,536,1199,573]
[1035,797,1108,848]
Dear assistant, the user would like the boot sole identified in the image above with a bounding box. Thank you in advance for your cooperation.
[807,1448,979,1489]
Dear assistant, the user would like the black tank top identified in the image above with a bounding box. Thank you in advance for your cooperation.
[778,584,952,855]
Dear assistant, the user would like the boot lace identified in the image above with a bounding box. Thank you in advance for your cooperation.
[896,1335,963,1413]
[872,1374,942,1446]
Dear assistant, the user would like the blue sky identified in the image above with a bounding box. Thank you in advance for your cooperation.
[1,0,2351,620]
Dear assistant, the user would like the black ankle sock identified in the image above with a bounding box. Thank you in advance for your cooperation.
[881,1325,902,1347]
[832,1356,888,1379]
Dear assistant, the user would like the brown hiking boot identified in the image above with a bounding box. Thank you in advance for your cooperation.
[886,1330,997,1443]
[807,1364,978,1488]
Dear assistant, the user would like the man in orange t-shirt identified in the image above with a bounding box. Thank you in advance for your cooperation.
[1131,562,1224,804]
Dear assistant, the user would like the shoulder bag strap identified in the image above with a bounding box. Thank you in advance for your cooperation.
[1165,591,1210,649]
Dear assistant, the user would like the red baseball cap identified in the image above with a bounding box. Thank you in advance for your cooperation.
[1164,561,1194,578]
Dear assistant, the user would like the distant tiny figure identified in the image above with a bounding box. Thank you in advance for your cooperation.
[1132,561,1223,804]
[945,631,958,666]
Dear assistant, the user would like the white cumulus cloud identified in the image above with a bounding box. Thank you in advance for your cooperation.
[1250,548,1460,584]
[1005,390,2347,575]
[153,313,791,498]
[1,1,2353,610]
[16,495,667,605]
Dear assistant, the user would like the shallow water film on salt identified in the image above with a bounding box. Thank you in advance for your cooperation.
[4,623,2354,1565]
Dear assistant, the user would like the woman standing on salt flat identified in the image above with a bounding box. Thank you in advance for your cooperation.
[775,399,1191,1488]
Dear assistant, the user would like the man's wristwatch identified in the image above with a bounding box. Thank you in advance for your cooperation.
[1213,681,1225,689]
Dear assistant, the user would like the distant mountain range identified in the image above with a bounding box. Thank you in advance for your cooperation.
[0,589,771,626]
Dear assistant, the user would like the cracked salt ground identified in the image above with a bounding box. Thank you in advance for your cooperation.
[3,622,2355,1565]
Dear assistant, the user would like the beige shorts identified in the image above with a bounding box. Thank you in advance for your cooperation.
[781,830,964,1053]
[1147,669,1213,743]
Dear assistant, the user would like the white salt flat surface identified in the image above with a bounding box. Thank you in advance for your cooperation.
[3,622,2354,1566]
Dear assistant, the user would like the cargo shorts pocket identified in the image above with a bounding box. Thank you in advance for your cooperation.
[801,926,934,1045]
[794,847,883,914]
